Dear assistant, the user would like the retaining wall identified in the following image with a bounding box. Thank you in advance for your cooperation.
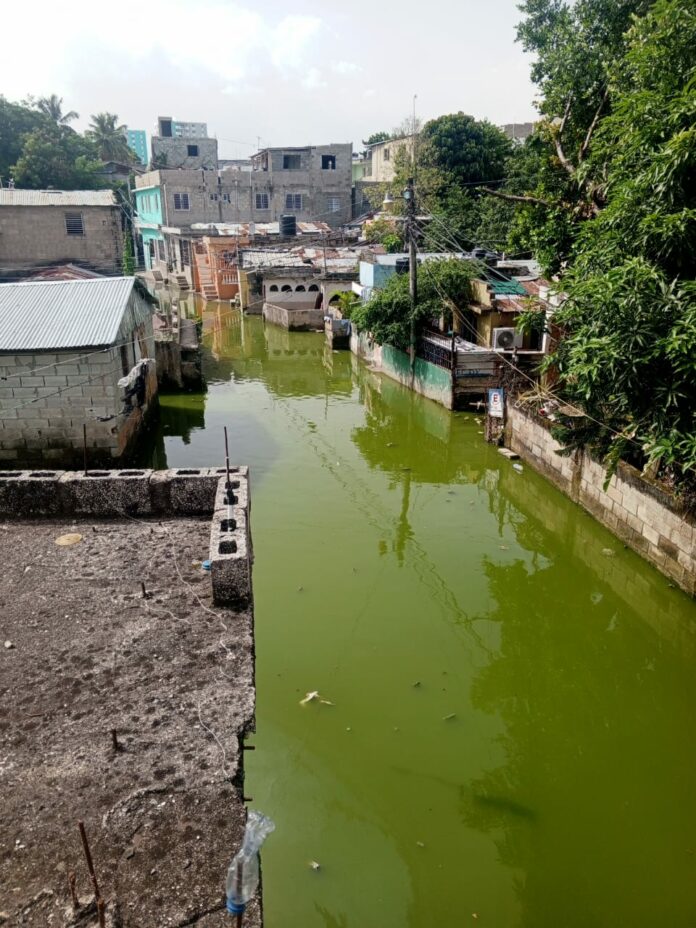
[507,403,696,596]
[0,466,253,605]
[350,331,454,409]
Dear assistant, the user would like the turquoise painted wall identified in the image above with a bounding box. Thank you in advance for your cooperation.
[135,186,163,225]
[382,345,453,409]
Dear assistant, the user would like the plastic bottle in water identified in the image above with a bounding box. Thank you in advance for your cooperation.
[226,811,276,915]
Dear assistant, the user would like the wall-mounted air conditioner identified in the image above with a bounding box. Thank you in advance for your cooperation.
[492,327,524,350]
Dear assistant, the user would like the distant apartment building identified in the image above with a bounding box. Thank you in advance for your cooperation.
[0,189,124,280]
[499,122,535,142]
[362,136,414,184]
[150,116,218,170]
[126,129,148,165]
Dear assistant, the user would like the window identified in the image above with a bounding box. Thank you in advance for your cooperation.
[282,154,301,170]
[308,284,319,292]
[180,239,191,267]
[255,192,269,210]
[383,148,390,161]
[64,212,84,235]
[209,193,219,201]
[285,193,303,210]
[222,193,230,203]
[155,193,159,211]
[321,154,336,170]
[295,285,306,292]
[173,193,190,210]
[187,144,199,157]
[269,284,278,292]
[327,196,341,213]
[156,239,166,261]
[281,284,292,292]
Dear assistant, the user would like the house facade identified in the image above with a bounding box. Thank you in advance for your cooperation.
[0,190,124,280]
[0,277,157,466]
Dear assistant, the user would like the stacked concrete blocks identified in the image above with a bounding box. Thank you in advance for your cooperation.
[210,473,252,608]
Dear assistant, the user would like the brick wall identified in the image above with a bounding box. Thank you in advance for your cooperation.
[0,206,123,274]
[507,403,696,595]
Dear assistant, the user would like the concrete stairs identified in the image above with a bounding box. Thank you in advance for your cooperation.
[193,255,218,302]
[173,273,189,290]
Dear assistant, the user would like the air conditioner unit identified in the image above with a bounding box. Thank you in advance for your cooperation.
[492,327,524,350]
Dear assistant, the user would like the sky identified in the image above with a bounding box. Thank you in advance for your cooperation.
[0,0,538,159]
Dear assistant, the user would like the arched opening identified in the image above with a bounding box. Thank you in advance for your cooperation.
[295,285,306,292]
[308,284,319,292]
[269,284,278,292]
[281,284,292,292]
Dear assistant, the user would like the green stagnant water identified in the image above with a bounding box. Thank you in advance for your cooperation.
[138,300,696,927]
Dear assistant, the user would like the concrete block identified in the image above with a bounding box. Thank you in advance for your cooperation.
[213,471,249,513]
[210,506,252,607]
[59,470,154,517]
[642,524,659,546]
[168,468,229,514]
[0,470,65,516]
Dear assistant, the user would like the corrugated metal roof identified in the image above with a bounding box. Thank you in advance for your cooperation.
[0,189,117,207]
[0,277,137,351]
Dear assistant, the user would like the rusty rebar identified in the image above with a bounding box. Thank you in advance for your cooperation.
[78,820,100,901]
[68,870,79,911]
[111,729,119,751]
[97,897,106,928]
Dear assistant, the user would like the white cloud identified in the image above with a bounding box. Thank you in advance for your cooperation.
[332,61,362,75]
[0,1,322,99]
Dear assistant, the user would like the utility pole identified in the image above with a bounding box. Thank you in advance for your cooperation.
[406,177,417,383]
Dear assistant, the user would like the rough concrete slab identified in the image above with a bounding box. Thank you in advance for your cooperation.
[0,517,258,928]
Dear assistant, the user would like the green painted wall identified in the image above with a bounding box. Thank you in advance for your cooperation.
[382,345,453,409]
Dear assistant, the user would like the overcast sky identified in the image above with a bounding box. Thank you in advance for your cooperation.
[1,0,538,159]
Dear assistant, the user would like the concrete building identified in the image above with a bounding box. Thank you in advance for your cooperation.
[250,143,353,226]
[0,189,124,280]
[0,277,157,465]
[126,128,148,164]
[500,122,535,142]
[362,136,414,184]
[150,116,218,169]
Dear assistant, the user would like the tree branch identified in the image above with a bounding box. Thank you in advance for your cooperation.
[480,187,553,208]
[554,96,576,178]
[578,87,609,163]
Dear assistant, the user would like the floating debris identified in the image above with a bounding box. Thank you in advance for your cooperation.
[309,860,321,871]
[416,841,425,848]
[512,463,524,473]
[55,533,83,546]
[412,681,422,688]
[499,545,508,550]
[4,640,14,650]
[443,713,456,721]
[300,691,333,707]
[602,548,615,557]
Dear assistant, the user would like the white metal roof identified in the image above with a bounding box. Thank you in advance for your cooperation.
[0,277,139,351]
[0,189,117,207]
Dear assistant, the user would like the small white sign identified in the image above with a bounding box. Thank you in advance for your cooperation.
[488,388,504,418]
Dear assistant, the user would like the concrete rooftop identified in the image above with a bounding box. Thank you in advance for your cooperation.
[0,507,258,927]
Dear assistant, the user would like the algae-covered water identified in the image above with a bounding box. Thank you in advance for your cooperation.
[140,303,696,928]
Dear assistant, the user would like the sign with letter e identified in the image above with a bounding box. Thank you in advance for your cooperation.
[488,388,504,418]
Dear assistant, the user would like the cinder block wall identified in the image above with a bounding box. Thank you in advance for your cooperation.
[0,206,123,273]
[507,403,696,595]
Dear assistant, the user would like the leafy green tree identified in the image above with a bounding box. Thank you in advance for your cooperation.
[352,258,480,350]
[363,217,404,252]
[0,96,47,181]
[12,123,104,189]
[541,0,696,494]
[362,131,391,147]
[88,112,134,162]
[34,94,79,125]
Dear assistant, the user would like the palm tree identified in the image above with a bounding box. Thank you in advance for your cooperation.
[35,94,79,125]
[87,112,133,163]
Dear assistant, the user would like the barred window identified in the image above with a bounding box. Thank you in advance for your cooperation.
[255,192,269,210]
[327,196,341,213]
[173,193,190,210]
[64,212,84,235]
[285,193,303,210]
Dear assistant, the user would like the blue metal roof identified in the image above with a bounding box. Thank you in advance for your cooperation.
[0,277,138,351]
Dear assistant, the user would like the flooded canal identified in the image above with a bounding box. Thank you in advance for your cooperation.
[139,300,696,928]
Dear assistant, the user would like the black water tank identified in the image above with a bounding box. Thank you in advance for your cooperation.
[395,257,410,275]
[280,214,297,237]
